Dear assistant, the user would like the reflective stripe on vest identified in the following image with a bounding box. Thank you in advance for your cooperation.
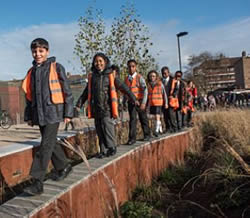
[87,73,118,119]
[170,79,177,96]
[148,82,163,106]
[22,62,64,104]
[169,79,179,109]
[125,74,144,100]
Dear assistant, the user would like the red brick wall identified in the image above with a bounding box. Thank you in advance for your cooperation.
[30,132,190,218]
[0,83,24,124]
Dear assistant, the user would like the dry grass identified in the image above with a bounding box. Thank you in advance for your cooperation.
[190,109,250,156]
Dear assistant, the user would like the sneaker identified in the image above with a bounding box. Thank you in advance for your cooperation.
[54,164,72,181]
[23,179,43,196]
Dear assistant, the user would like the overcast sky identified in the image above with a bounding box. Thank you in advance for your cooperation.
[1,0,250,80]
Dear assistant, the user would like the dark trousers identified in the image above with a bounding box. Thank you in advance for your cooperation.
[128,103,150,141]
[30,122,68,182]
[186,110,192,126]
[169,108,183,131]
[163,107,175,131]
[95,116,116,153]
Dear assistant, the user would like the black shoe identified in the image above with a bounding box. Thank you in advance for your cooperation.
[24,179,43,196]
[54,164,72,181]
[154,132,159,137]
[106,147,117,157]
[96,152,105,159]
[143,136,151,141]
[127,140,136,145]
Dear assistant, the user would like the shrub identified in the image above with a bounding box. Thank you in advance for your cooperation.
[120,201,153,218]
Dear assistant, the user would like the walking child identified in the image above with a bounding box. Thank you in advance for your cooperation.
[22,38,74,195]
[185,80,197,127]
[147,70,168,137]
[161,66,174,132]
[76,53,137,158]
[124,59,151,145]
[169,70,186,131]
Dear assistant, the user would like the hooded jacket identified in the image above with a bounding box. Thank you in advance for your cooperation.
[24,57,74,126]
[76,54,137,119]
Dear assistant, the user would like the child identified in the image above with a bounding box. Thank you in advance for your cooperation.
[161,66,174,132]
[76,53,137,158]
[22,38,74,195]
[169,71,186,131]
[124,59,151,145]
[186,80,197,127]
[147,70,168,137]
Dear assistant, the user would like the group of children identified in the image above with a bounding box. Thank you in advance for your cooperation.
[21,38,197,196]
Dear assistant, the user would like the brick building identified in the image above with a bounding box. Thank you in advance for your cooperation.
[193,51,250,92]
[0,80,25,124]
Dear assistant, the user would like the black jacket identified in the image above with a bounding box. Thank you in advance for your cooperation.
[76,69,136,119]
[171,79,186,109]
[24,57,74,126]
[162,76,173,98]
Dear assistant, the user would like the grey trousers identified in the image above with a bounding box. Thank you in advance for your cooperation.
[95,116,116,153]
[30,122,68,182]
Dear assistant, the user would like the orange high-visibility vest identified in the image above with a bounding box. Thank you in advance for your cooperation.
[186,87,195,112]
[182,106,188,114]
[22,62,64,104]
[169,79,179,109]
[87,73,118,119]
[125,74,144,100]
[148,82,164,106]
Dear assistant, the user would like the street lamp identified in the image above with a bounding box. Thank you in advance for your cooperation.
[176,31,188,71]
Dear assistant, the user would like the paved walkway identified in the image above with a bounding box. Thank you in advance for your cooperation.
[0,117,95,148]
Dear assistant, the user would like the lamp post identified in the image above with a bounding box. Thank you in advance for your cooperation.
[176,31,188,71]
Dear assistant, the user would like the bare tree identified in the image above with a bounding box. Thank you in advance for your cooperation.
[74,1,157,78]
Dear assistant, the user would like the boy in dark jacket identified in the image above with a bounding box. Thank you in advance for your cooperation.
[169,70,186,131]
[161,66,174,132]
[76,53,138,158]
[22,38,74,195]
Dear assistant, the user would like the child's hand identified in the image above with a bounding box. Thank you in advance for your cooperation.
[64,118,71,123]
[135,100,140,106]
[165,105,168,109]
[140,103,146,110]
[75,107,80,112]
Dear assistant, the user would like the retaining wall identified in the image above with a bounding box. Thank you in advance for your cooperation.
[0,130,190,217]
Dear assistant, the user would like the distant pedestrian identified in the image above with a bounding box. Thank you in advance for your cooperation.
[147,70,168,137]
[22,38,74,196]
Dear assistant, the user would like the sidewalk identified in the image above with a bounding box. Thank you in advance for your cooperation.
[0,116,95,148]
